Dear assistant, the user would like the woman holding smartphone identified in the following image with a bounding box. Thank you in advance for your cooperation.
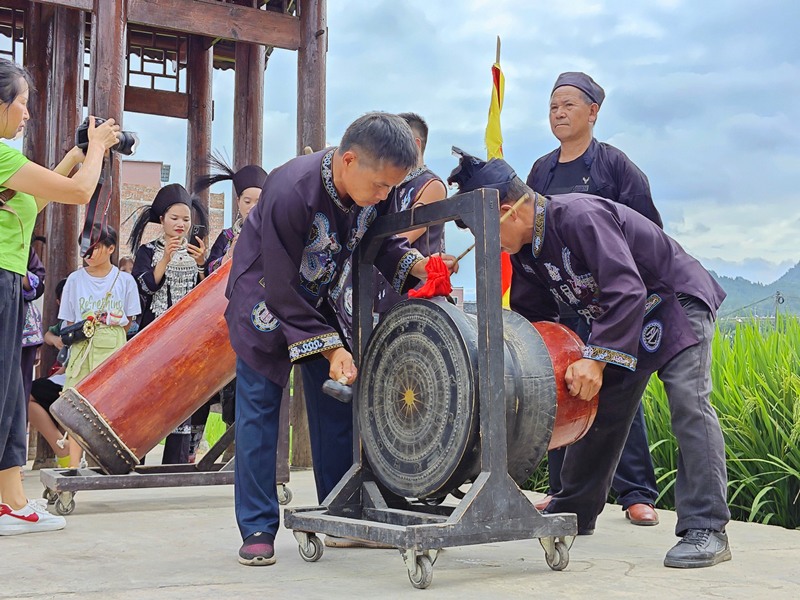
[129,183,207,464]
[0,58,120,535]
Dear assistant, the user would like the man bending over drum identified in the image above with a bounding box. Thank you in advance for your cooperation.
[224,112,457,566]
[447,149,731,570]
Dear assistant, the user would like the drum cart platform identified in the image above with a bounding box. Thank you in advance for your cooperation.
[284,190,578,589]
[40,389,292,514]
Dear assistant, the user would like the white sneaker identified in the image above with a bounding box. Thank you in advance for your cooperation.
[0,500,67,536]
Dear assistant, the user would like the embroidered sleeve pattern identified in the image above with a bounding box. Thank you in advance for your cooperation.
[391,250,424,293]
[288,332,344,362]
[137,272,157,295]
[644,293,662,316]
[582,344,637,371]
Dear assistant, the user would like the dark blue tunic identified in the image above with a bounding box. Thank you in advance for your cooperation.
[509,193,725,374]
[225,149,423,387]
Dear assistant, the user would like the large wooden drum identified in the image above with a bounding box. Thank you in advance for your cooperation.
[50,262,236,474]
[357,298,598,500]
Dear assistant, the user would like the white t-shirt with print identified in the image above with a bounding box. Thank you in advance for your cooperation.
[59,266,141,327]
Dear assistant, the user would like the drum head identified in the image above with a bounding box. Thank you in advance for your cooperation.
[358,299,477,498]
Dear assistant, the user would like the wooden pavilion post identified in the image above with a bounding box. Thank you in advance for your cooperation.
[23,1,54,245]
[88,0,126,261]
[40,5,84,375]
[297,0,326,155]
[231,39,264,221]
[185,35,213,212]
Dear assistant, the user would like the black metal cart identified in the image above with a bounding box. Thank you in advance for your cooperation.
[284,189,578,589]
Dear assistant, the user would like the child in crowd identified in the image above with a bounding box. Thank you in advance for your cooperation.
[59,225,140,467]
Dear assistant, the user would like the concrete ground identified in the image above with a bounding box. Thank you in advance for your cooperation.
[3,458,799,600]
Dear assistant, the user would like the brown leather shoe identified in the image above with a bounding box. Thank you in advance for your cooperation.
[534,495,553,511]
[625,503,659,526]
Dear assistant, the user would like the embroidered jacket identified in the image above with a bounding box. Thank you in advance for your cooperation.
[225,148,424,387]
[527,138,662,228]
[205,228,236,276]
[509,193,725,373]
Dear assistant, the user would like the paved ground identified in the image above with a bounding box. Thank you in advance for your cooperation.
[3,459,799,600]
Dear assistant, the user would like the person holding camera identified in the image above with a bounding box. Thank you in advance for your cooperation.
[0,58,120,535]
[59,224,140,467]
[129,183,208,464]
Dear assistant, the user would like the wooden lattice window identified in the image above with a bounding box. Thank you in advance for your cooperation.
[126,27,187,93]
[0,7,25,64]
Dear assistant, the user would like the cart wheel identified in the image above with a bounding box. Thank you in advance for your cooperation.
[277,485,293,505]
[42,489,57,505]
[298,534,323,562]
[55,496,75,516]
[408,555,434,589]
[545,540,569,571]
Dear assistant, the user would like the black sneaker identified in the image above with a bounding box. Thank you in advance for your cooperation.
[238,532,276,566]
[664,529,731,568]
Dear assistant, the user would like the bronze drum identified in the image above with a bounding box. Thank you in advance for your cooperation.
[357,298,598,499]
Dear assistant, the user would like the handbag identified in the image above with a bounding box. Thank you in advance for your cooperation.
[60,268,121,346]
[60,316,97,346]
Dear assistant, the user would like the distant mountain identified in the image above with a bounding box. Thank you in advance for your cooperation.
[712,262,800,318]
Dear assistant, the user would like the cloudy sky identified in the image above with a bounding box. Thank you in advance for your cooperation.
[18,0,799,297]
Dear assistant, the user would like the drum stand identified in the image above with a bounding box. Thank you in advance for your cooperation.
[39,385,292,514]
[284,190,578,589]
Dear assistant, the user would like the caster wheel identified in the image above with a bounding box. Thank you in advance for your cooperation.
[277,485,293,505]
[42,489,57,505]
[55,497,75,516]
[408,555,434,589]
[545,540,569,571]
[298,534,323,562]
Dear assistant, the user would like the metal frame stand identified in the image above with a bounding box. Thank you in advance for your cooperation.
[40,383,292,514]
[284,190,578,589]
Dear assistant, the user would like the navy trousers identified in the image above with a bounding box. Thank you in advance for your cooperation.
[234,356,353,541]
[548,314,659,510]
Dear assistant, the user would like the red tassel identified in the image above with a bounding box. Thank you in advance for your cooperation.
[408,255,453,299]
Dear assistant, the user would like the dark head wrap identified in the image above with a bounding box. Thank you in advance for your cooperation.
[193,153,267,197]
[447,147,518,198]
[149,183,192,223]
[128,183,208,253]
[552,72,605,107]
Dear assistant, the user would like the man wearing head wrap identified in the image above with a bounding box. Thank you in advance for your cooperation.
[527,72,661,526]
[448,150,731,569]
[225,112,457,566]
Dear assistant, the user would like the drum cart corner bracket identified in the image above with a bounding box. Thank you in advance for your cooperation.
[284,189,596,590]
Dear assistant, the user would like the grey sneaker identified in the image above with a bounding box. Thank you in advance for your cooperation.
[664,529,732,568]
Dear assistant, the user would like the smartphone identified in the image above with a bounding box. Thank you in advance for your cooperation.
[189,224,207,243]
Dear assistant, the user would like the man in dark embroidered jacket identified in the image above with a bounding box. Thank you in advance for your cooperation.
[527,71,660,526]
[448,150,731,569]
[225,113,455,566]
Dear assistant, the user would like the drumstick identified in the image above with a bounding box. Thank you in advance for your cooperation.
[454,193,530,264]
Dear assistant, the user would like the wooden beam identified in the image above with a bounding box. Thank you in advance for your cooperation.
[186,35,213,210]
[126,86,189,119]
[31,0,93,11]
[128,0,301,50]
[82,81,190,118]
[296,0,326,154]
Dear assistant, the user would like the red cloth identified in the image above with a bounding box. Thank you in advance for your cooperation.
[408,255,452,299]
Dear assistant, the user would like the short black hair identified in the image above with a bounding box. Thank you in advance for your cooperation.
[398,112,429,154]
[0,58,33,106]
[55,278,67,301]
[339,112,418,171]
[502,177,534,207]
[92,223,118,249]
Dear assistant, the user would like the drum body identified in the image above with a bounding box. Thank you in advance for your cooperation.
[358,298,597,499]
[51,262,236,474]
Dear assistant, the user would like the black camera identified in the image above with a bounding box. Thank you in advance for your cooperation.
[75,116,139,156]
